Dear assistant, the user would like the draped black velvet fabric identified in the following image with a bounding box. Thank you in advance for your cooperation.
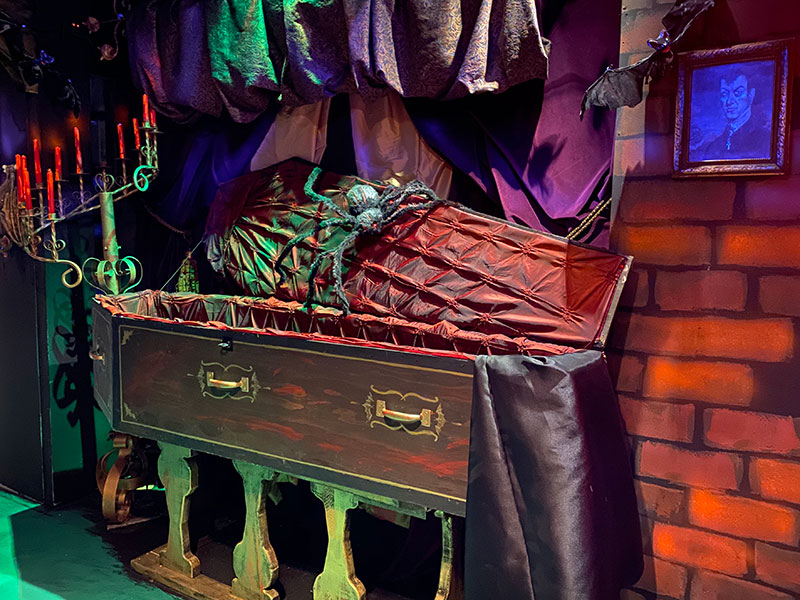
[467,352,642,600]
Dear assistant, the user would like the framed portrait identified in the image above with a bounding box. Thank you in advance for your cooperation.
[674,39,793,177]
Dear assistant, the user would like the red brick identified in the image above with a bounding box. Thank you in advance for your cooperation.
[690,570,794,600]
[750,458,800,505]
[637,441,742,490]
[636,555,688,598]
[640,516,655,553]
[655,271,747,312]
[644,95,674,136]
[620,10,665,53]
[745,176,800,220]
[619,269,650,309]
[609,353,645,394]
[613,226,711,266]
[620,51,653,68]
[643,357,754,406]
[613,315,794,363]
[616,93,649,139]
[619,396,695,442]
[635,479,687,521]
[760,276,800,317]
[755,542,800,593]
[704,409,800,454]
[620,0,655,11]
[718,226,800,268]
[614,135,673,177]
[688,489,800,544]
[652,523,748,576]
[616,93,672,138]
[620,181,735,222]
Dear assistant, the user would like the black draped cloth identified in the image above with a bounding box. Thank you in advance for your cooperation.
[467,351,642,599]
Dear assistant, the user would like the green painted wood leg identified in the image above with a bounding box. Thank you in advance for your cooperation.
[310,483,366,600]
[434,511,463,600]
[157,443,200,578]
[231,461,280,600]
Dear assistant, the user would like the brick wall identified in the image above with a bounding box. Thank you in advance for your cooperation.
[609,1,800,598]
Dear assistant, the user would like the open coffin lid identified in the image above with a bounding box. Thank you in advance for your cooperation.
[205,159,631,352]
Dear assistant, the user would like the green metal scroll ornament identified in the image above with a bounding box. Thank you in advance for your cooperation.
[81,178,143,294]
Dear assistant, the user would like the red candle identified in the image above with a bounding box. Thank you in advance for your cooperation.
[117,123,125,159]
[150,109,157,129]
[14,154,22,203]
[132,118,141,149]
[33,138,42,186]
[23,169,32,211]
[143,94,150,126]
[46,169,55,215]
[54,146,62,180]
[73,126,83,174]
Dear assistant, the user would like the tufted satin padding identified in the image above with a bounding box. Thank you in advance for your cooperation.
[99,291,573,358]
[206,159,630,350]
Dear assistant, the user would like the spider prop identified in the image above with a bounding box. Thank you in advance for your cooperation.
[274,167,447,314]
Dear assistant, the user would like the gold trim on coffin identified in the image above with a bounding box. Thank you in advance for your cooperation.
[117,325,472,504]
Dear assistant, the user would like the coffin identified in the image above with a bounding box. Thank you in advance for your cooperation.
[91,160,641,598]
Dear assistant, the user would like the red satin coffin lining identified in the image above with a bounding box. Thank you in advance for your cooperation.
[98,291,574,359]
[216,160,629,350]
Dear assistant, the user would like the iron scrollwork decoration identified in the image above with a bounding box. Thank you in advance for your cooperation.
[0,116,159,293]
[0,164,82,287]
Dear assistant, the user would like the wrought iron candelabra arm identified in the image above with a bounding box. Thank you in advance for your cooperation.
[0,121,159,293]
[0,165,82,288]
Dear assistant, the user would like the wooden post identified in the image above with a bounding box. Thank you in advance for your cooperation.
[434,511,464,600]
[310,483,366,600]
[231,461,280,600]
[157,443,200,577]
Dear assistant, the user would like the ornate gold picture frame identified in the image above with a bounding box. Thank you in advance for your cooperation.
[674,39,793,177]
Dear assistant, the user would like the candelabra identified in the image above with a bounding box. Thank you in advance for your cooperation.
[0,120,159,293]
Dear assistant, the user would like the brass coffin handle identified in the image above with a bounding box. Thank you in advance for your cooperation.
[376,400,431,427]
[89,350,105,364]
[206,372,250,393]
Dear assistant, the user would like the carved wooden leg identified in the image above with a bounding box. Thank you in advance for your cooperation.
[157,443,200,578]
[231,461,280,600]
[434,511,463,600]
[310,483,366,600]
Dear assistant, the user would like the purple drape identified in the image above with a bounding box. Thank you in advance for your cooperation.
[404,0,619,244]
[130,0,619,244]
[127,0,550,124]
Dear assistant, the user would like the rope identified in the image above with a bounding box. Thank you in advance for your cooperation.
[566,196,612,241]
[142,202,191,238]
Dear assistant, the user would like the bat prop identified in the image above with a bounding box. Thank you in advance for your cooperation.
[580,0,714,119]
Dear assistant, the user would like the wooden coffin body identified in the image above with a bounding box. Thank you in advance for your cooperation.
[92,297,475,516]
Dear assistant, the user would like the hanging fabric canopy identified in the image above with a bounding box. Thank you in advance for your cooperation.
[127,0,618,248]
[128,0,550,123]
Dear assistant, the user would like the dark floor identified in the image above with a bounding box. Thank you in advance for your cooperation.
[0,490,177,599]
[0,481,444,600]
